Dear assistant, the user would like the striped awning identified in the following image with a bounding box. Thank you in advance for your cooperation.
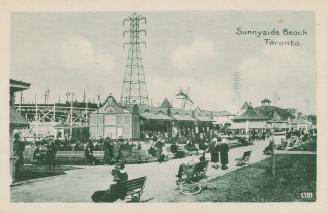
[10,106,28,127]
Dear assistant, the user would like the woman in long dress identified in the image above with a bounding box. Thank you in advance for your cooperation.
[210,138,220,169]
[219,138,230,170]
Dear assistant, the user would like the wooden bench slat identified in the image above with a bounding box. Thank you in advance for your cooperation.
[126,185,145,192]
[126,181,145,186]
[125,178,146,184]
[126,180,146,187]
[126,183,146,190]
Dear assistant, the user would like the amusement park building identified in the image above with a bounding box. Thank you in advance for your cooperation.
[89,95,227,139]
[230,99,311,131]
[10,79,31,183]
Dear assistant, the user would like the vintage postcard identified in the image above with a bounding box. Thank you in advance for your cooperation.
[1,0,326,212]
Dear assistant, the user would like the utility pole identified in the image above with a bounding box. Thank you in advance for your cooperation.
[53,102,56,122]
[271,126,276,179]
[44,89,50,104]
[66,92,75,139]
[83,90,86,103]
[35,94,39,138]
[85,101,89,125]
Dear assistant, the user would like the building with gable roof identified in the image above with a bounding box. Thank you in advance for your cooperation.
[89,96,222,139]
[133,104,173,138]
[89,96,137,139]
[10,79,31,183]
[230,105,269,132]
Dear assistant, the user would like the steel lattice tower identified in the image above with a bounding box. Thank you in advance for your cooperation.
[121,13,149,105]
[233,72,241,106]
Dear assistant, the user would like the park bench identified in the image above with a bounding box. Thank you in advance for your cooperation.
[92,176,148,203]
[184,160,209,181]
[235,151,252,166]
[93,151,105,160]
[56,151,105,164]
[121,176,147,202]
[56,151,85,163]
[164,146,175,159]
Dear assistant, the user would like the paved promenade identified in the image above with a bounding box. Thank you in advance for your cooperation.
[11,140,269,202]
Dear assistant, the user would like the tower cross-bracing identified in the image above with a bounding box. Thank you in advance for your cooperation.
[121,13,149,105]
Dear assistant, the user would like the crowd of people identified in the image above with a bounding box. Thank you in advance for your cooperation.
[15,127,316,175]
[263,128,316,155]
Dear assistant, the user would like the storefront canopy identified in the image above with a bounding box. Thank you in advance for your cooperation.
[171,114,196,121]
[229,121,267,129]
[267,122,289,129]
[195,116,214,122]
[140,111,173,121]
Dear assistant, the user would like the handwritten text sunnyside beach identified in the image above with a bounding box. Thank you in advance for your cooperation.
[236,27,308,46]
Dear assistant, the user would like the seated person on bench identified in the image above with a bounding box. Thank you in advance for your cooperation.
[91,161,128,202]
[185,140,198,151]
[85,141,96,165]
[171,142,185,158]
[176,153,206,182]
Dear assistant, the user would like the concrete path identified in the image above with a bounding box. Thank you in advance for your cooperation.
[275,150,316,155]
[11,140,269,202]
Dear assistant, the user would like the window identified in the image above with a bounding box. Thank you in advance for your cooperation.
[104,127,116,138]
[89,114,97,125]
[123,126,132,138]
[97,126,103,137]
[90,126,97,138]
[97,114,104,125]
[104,115,116,125]
[116,114,124,125]
[124,114,131,125]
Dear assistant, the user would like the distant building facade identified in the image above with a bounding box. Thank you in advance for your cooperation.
[89,96,138,139]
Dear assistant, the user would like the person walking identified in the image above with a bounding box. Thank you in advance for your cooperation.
[219,138,230,170]
[47,139,57,170]
[103,137,111,164]
[209,138,220,169]
[85,141,96,165]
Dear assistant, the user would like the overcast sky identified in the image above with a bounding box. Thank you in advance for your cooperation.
[10,11,316,113]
